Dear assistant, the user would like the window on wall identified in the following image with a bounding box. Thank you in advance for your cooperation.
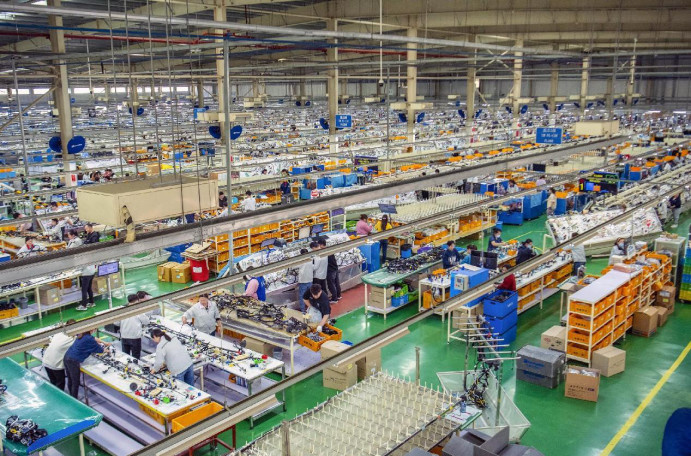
[177,87,189,92]
[33,88,50,94]
[73,87,91,94]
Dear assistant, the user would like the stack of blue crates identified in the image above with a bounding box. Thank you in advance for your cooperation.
[483,290,518,343]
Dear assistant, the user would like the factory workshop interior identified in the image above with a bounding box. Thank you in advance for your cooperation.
[0,1,690,455]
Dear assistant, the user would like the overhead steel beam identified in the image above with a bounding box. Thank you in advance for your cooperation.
[0,136,626,285]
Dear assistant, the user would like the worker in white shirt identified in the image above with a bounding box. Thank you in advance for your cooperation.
[297,248,313,312]
[42,319,76,391]
[507,179,520,194]
[45,217,72,241]
[66,230,83,249]
[563,234,587,275]
[310,241,329,299]
[182,294,222,336]
[535,175,547,186]
[17,237,47,257]
[241,190,256,212]
[119,294,150,359]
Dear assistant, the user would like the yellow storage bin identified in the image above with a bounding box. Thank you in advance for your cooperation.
[171,402,224,433]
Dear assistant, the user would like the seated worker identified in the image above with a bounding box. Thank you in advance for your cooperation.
[17,237,47,257]
[302,284,331,333]
[496,264,516,291]
[487,228,506,252]
[609,237,627,265]
[461,244,478,264]
[442,241,462,269]
[516,239,536,265]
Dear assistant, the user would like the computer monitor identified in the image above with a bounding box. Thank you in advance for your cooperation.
[378,203,397,214]
[98,261,119,277]
[470,251,498,270]
[311,224,324,235]
[532,163,546,173]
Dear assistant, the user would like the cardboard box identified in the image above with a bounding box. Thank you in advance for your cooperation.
[37,285,61,305]
[107,273,122,289]
[653,306,669,326]
[157,262,177,282]
[91,277,108,295]
[320,340,350,360]
[355,348,382,380]
[243,337,274,356]
[656,284,676,306]
[540,325,566,352]
[564,366,600,402]
[632,307,658,337]
[323,363,357,391]
[591,346,626,377]
[171,262,191,284]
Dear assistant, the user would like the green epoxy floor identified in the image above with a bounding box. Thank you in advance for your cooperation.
[1,214,690,456]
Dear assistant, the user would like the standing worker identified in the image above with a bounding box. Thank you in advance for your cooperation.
[119,294,150,359]
[241,190,257,212]
[63,330,111,398]
[326,247,342,304]
[218,191,228,208]
[487,228,506,252]
[375,215,393,263]
[516,239,537,265]
[564,235,587,275]
[83,223,100,244]
[42,319,76,392]
[669,193,682,228]
[244,275,267,301]
[302,284,332,333]
[311,240,329,298]
[182,295,222,336]
[355,214,372,236]
[67,229,97,311]
[150,329,195,386]
[442,241,462,269]
[546,188,558,216]
[297,248,313,312]
[609,238,627,265]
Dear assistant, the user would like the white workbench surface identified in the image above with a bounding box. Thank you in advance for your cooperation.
[570,269,640,304]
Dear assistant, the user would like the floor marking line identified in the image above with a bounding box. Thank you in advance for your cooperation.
[600,341,691,456]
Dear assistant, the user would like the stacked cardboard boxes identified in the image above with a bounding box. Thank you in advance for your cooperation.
[157,262,179,282]
[564,366,600,402]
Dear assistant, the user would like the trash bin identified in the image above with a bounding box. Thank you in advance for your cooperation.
[189,259,210,282]
[401,243,412,258]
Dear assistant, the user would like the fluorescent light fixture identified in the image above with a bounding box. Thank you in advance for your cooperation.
[33,0,47,4]
[673,111,687,114]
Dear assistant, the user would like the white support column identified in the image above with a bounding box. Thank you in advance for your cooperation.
[326,17,338,136]
[47,0,73,173]
[549,61,559,112]
[511,38,523,136]
[406,26,417,142]
[606,71,614,112]
[626,46,637,106]
[580,56,591,114]
[466,35,476,138]
[214,0,226,140]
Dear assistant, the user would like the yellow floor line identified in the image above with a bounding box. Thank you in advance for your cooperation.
[600,341,691,456]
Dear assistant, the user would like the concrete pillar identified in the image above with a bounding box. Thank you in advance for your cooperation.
[198,80,204,106]
[406,26,417,140]
[606,69,614,112]
[252,80,259,98]
[580,56,590,114]
[549,61,559,112]
[47,0,73,164]
[326,17,338,135]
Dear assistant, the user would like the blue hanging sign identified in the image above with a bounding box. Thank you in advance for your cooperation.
[335,114,352,129]
[295,101,302,106]
[319,118,329,130]
[209,125,222,139]
[48,136,62,152]
[505,106,512,113]
[542,103,549,111]
[557,104,564,111]
[67,135,86,154]
[536,127,563,145]
[587,102,594,109]
[304,100,311,106]
[474,109,483,118]
[416,112,425,123]
[520,104,528,114]
[573,102,581,108]
[458,109,465,118]
[398,113,407,123]
[230,125,243,140]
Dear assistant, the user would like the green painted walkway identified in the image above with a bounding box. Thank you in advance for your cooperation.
[1,214,690,456]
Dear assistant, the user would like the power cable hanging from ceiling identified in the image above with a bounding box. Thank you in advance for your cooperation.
[107,0,125,178]
[145,0,163,183]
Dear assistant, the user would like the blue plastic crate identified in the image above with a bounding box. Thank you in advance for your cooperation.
[165,243,193,254]
[0,253,10,263]
[391,296,404,307]
[483,290,518,318]
[331,175,345,188]
[484,311,518,334]
[344,174,358,186]
[359,242,380,273]
[299,188,312,200]
[682,273,691,284]
[496,324,517,344]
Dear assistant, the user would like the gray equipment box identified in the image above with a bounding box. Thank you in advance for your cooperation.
[516,369,560,389]
[516,345,566,378]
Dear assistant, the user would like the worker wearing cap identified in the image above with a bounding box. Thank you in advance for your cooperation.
[182,295,221,336]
